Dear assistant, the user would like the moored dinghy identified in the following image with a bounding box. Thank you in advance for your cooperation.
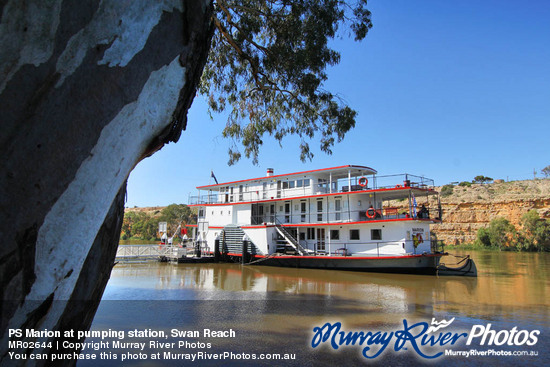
[437,255,478,277]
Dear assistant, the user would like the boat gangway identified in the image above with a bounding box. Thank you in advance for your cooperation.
[116,244,174,262]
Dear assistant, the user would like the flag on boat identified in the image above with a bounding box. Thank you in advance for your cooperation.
[211,170,218,184]
[412,192,417,218]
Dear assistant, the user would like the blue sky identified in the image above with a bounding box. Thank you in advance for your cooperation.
[126,0,550,207]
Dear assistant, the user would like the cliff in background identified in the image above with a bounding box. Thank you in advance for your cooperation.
[432,179,550,245]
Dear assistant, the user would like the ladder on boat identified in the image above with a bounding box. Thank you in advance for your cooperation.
[274,222,307,256]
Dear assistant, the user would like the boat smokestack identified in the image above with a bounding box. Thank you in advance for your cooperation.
[266,168,274,177]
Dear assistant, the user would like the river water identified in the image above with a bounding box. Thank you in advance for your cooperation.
[80,250,549,366]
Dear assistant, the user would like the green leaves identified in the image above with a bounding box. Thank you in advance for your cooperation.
[200,0,372,164]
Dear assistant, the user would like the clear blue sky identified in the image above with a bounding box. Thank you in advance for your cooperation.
[126,0,550,207]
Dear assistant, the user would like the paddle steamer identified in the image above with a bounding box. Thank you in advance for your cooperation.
[188,165,475,275]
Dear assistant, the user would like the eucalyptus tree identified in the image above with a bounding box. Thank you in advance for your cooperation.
[0,1,372,363]
[202,0,372,164]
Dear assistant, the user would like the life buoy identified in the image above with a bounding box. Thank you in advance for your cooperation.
[395,184,402,188]
[366,207,376,219]
[358,177,368,187]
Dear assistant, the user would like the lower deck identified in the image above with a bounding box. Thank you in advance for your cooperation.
[198,220,438,259]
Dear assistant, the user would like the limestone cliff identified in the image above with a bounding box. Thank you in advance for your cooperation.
[432,180,550,245]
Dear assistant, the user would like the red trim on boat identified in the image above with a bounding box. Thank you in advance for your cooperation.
[205,218,438,230]
[188,186,435,207]
[224,253,444,260]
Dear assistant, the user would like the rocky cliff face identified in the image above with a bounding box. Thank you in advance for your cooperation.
[432,180,550,245]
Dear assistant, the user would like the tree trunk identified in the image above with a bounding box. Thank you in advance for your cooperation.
[0,1,213,365]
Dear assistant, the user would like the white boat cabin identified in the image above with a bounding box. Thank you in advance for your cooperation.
[189,165,440,258]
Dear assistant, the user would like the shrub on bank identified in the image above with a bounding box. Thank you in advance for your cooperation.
[475,217,516,250]
[441,184,454,197]
[473,212,550,252]
[516,210,550,252]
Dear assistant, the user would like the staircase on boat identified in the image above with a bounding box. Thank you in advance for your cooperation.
[274,222,306,255]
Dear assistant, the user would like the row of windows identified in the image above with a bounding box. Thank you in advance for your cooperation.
[301,229,382,241]
[282,179,311,189]
[218,179,312,193]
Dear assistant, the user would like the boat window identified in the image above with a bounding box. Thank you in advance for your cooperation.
[304,179,310,187]
[307,228,315,240]
[350,229,360,240]
[299,232,306,241]
[371,229,382,240]
[330,230,340,240]
[282,181,289,189]
[289,181,295,189]
[296,179,303,187]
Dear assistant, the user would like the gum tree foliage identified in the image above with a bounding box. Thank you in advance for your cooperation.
[199,0,373,164]
[121,204,196,240]
[473,175,493,184]
[160,204,195,225]
[542,165,550,178]
[518,210,550,252]
[476,217,516,249]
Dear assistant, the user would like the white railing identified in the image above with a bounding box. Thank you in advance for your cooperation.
[115,244,176,261]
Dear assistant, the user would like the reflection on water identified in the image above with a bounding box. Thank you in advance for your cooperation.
[88,251,549,366]
[106,251,549,322]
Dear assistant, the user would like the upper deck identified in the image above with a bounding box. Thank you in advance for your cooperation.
[189,166,436,206]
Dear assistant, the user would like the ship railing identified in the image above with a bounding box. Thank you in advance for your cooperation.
[293,239,436,257]
[188,174,436,205]
[250,207,441,226]
[318,173,435,193]
[369,173,435,191]
[116,244,176,261]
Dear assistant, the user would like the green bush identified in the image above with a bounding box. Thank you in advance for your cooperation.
[517,210,550,252]
[440,184,454,197]
[475,217,516,249]
[458,181,472,187]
